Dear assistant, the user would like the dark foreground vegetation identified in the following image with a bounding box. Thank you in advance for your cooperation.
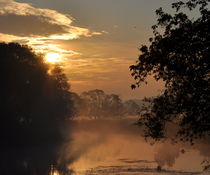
[130,1,210,170]
[0,43,74,175]
[131,0,210,143]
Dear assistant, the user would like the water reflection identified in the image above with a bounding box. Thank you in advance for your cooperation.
[62,118,210,175]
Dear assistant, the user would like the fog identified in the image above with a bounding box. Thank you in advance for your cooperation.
[57,117,210,175]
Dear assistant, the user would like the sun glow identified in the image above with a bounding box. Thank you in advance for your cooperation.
[49,165,61,175]
[53,171,60,175]
[45,52,61,63]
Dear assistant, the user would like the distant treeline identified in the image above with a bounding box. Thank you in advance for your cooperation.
[70,89,150,119]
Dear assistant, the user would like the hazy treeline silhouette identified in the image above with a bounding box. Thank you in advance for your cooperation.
[0,43,74,175]
[70,89,146,119]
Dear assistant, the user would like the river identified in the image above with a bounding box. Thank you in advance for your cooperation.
[60,117,210,175]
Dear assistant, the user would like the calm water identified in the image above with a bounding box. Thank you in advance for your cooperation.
[63,118,210,175]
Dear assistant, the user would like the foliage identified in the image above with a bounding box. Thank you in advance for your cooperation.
[76,89,124,118]
[123,100,141,116]
[130,0,210,142]
[72,90,144,119]
[0,43,74,175]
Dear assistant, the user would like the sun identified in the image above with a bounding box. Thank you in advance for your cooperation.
[45,52,61,64]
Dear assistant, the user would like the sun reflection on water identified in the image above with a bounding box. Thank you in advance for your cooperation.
[50,165,61,175]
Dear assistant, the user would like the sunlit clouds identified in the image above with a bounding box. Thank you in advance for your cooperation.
[0,0,87,37]
[0,0,72,26]
[0,0,104,55]
[0,0,165,99]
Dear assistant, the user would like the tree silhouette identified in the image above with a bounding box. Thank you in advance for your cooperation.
[77,89,124,119]
[0,43,74,175]
[123,100,140,116]
[130,0,210,142]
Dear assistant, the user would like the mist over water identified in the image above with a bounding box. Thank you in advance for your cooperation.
[58,117,210,175]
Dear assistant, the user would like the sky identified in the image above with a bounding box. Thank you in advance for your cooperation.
[0,0,177,99]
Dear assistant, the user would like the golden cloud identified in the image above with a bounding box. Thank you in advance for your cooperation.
[0,0,105,55]
[0,0,72,26]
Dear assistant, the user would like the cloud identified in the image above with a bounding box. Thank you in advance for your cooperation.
[0,33,22,42]
[0,0,104,39]
[64,56,132,80]
[0,0,81,38]
[0,14,66,36]
[0,0,104,56]
[0,0,71,26]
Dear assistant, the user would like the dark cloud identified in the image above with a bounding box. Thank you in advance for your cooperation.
[0,14,67,36]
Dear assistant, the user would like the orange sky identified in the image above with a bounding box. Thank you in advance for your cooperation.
[0,0,169,99]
